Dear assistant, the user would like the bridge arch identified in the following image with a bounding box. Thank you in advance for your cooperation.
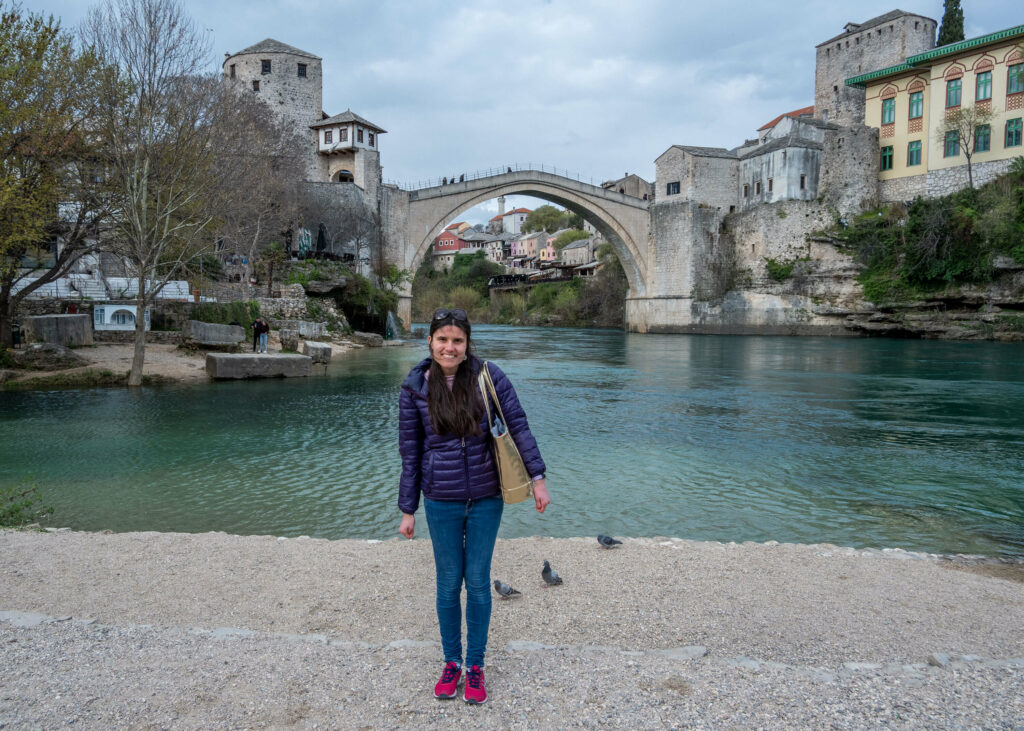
[396,171,650,300]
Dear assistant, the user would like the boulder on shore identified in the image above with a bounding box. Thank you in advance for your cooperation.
[302,341,332,364]
[279,329,300,352]
[181,320,245,348]
[350,331,384,347]
[10,343,90,371]
[22,315,93,347]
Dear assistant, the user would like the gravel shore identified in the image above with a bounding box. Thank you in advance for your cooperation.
[2,529,1022,728]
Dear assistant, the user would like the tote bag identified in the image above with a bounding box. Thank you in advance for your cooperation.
[478,363,533,504]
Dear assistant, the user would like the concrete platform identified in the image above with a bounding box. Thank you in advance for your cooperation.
[205,353,312,380]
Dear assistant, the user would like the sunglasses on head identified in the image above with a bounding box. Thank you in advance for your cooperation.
[432,308,468,322]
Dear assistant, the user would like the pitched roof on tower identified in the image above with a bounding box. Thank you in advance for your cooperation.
[231,38,321,60]
[310,109,387,133]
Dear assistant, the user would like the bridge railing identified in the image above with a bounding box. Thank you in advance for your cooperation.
[383,163,604,192]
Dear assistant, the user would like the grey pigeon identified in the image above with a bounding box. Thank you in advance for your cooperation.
[542,560,563,586]
[493,580,522,599]
[597,535,623,549]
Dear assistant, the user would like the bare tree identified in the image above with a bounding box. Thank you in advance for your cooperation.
[936,105,995,190]
[84,0,242,385]
[213,91,306,298]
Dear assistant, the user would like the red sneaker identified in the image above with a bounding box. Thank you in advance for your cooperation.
[433,661,461,699]
[463,665,486,704]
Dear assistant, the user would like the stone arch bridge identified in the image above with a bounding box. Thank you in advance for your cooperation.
[381,169,652,327]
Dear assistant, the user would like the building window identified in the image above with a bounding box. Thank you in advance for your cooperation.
[340,128,348,142]
[881,97,895,124]
[755,181,761,195]
[229,64,236,78]
[908,91,923,119]
[368,132,375,147]
[768,177,773,192]
[1007,118,1023,147]
[880,145,894,170]
[297,63,307,78]
[666,181,680,195]
[743,184,749,197]
[907,140,922,166]
[944,130,959,157]
[1008,64,1024,95]
[324,130,332,144]
[974,124,990,152]
[799,174,806,190]
[946,78,961,107]
[357,128,364,143]
[975,70,992,101]
[252,80,260,92]
[261,59,271,74]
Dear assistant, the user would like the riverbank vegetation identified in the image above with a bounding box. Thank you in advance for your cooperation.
[411,246,627,328]
[1,479,52,527]
[834,158,1024,303]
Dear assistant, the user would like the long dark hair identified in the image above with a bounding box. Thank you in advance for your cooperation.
[427,316,483,437]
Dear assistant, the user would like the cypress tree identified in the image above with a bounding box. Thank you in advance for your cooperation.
[937,0,965,46]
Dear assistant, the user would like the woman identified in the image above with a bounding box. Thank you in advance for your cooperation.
[398,308,549,705]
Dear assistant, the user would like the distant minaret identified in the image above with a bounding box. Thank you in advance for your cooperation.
[497,195,506,217]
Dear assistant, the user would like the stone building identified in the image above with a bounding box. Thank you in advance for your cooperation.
[222,39,325,181]
[222,39,386,199]
[601,173,654,200]
[814,11,936,126]
[847,23,1024,201]
[655,146,739,212]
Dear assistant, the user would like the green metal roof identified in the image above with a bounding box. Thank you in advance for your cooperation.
[846,63,915,88]
[906,24,1024,65]
[845,23,1024,88]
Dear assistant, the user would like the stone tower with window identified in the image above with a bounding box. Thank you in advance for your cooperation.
[222,39,326,181]
[815,11,936,126]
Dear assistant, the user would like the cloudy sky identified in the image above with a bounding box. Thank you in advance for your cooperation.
[28,0,1012,226]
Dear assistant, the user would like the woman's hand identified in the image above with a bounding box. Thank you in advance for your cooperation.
[399,513,415,539]
[532,478,550,513]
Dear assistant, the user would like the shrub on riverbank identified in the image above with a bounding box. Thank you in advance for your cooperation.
[836,158,1024,303]
[1,480,53,528]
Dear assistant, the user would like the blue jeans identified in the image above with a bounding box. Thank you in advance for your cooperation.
[258,333,267,352]
[424,497,503,668]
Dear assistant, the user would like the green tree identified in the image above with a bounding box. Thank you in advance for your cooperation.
[523,205,570,233]
[937,0,964,46]
[552,229,589,252]
[0,4,106,347]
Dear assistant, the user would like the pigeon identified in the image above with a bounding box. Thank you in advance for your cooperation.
[493,580,522,599]
[597,535,623,549]
[541,560,563,586]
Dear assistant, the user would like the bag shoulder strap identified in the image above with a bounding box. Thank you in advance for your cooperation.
[477,361,507,424]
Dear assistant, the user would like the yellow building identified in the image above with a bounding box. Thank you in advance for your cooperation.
[847,24,1024,200]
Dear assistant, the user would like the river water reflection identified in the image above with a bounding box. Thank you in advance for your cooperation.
[2,326,1023,556]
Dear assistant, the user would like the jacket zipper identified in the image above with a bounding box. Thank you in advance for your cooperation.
[461,437,471,500]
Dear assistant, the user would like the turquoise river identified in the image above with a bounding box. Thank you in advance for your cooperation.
[2,326,1023,556]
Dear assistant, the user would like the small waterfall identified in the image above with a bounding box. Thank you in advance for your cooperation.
[385,311,400,340]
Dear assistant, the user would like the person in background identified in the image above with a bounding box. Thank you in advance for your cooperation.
[397,308,549,705]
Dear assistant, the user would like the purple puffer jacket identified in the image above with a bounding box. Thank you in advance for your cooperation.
[398,356,546,515]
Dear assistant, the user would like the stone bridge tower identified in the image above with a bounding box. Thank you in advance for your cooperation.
[223,39,326,182]
[815,11,936,126]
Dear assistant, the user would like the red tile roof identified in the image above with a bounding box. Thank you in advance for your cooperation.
[490,214,503,221]
[505,207,531,215]
[757,105,815,131]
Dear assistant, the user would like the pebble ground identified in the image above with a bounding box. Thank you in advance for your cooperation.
[2,529,1022,729]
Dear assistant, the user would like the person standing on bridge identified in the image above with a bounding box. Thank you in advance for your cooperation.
[397,308,550,704]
